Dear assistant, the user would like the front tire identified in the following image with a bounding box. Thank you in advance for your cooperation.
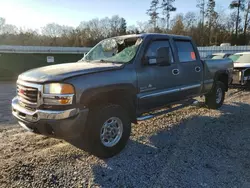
[83,104,131,158]
[205,81,225,109]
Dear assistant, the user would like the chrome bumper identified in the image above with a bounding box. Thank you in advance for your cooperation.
[232,68,250,85]
[12,96,79,122]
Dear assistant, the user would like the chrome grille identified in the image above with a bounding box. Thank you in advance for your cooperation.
[17,83,38,110]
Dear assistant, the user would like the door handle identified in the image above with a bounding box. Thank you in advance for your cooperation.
[195,66,201,72]
[172,69,180,75]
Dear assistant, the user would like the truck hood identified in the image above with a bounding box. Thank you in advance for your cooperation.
[18,61,124,83]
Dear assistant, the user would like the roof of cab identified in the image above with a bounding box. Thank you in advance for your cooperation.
[114,33,192,40]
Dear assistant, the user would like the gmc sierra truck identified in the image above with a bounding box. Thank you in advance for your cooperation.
[12,34,233,158]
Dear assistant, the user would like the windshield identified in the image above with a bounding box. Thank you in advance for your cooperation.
[229,54,250,63]
[83,37,143,64]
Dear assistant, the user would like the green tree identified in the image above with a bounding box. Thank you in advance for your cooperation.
[197,0,206,45]
[171,14,185,35]
[119,18,127,35]
[162,0,177,30]
[205,0,218,45]
[243,1,250,40]
[230,0,245,37]
[0,17,5,32]
[147,0,160,31]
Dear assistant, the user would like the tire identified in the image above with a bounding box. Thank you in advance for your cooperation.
[246,81,250,89]
[83,104,131,158]
[205,81,225,109]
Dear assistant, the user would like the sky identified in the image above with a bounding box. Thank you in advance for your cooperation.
[0,0,230,30]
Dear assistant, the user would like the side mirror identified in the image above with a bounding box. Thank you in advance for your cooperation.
[156,47,171,66]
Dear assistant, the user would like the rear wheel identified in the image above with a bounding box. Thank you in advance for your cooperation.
[205,81,225,109]
[83,104,131,158]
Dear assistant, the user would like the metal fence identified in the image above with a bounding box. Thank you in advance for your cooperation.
[197,46,250,58]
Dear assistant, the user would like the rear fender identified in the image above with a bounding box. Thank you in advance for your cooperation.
[213,71,229,91]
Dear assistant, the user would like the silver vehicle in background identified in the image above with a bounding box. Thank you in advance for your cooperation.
[229,52,250,86]
[206,53,232,59]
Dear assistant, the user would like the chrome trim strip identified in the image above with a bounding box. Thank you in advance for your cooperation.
[43,94,74,105]
[17,80,43,106]
[204,79,214,84]
[140,84,201,99]
[140,88,180,99]
[43,94,74,99]
[18,121,33,132]
[180,84,201,91]
[17,80,42,89]
[137,114,154,121]
[17,85,37,91]
[18,96,37,105]
[12,97,79,121]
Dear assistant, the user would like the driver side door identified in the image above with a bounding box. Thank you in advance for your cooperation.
[137,39,182,113]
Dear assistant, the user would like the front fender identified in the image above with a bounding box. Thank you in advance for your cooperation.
[79,83,137,107]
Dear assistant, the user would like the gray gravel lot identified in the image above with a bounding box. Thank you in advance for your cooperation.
[1,82,250,188]
[0,81,16,125]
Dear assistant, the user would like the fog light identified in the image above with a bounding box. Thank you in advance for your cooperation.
[43,96,73,105]
[59,98,71,105]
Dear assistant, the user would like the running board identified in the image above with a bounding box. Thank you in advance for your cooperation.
[137,99,199,121]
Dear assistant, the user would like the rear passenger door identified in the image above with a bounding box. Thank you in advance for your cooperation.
[173,40,203,97]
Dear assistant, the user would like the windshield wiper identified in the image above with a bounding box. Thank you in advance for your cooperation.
[99,59,107,62]
[99,59,121,64]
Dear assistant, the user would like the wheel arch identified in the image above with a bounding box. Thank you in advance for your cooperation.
[80,84,138,124]
[214,71,229,91]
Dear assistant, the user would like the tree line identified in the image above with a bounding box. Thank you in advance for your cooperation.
[0,0,250,47]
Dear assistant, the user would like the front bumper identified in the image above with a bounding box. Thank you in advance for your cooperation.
[12,96,89,140]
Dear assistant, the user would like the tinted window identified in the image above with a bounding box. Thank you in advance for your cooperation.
[146,40,174,65]
[175,41,197,62]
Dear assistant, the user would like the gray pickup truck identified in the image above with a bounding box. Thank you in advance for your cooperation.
[12,34,233,158]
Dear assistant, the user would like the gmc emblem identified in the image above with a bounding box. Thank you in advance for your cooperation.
[19,89,25,94]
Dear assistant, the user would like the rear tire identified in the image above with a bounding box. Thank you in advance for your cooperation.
[83,104,131,158]
[205,81,225,109]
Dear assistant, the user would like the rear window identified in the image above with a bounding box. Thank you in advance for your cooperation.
[175,40,197,62]
[229,54,250,63]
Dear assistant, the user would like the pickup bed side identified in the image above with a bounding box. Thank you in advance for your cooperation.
[202,58,233,93]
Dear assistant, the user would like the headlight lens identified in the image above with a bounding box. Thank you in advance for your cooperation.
[44,83,74,94]
[43,83,75,105]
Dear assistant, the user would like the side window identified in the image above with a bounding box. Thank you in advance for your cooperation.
[175,40,197,62]
[145,40,174,65]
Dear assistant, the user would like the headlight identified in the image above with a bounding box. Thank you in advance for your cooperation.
[43,83,75,105]
[44,83,74,94]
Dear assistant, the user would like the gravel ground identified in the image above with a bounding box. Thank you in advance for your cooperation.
[0,81,16,126]
[1,82,250,188]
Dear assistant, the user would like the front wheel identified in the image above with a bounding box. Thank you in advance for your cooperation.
[205,81,225,109]
[83,104,131,158]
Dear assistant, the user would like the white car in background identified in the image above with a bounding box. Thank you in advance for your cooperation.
[229,52,250,86]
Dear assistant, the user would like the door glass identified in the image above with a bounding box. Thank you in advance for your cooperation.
[146,41,174,65]
[175,41,197,62]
